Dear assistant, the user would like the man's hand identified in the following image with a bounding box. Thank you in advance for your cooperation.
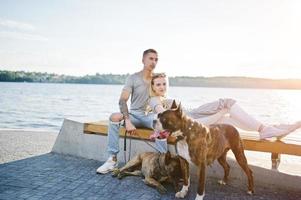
[125,119,136,135]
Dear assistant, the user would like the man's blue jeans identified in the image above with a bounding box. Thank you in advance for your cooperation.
[107,110,155,156]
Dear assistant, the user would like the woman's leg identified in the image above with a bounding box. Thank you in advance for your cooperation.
[194,109,228,126]
[193,102,257,129]
[194,101,300,139]
[228,104,262,131]
[228,103,301,139]
[216,116,257,131]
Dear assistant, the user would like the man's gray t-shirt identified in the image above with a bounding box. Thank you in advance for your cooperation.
[123,71,150,112]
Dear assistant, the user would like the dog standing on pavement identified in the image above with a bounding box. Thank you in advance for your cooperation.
[112,151,190,198]
[155,100,254,200]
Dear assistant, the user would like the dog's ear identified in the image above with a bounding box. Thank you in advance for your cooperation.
[176,102,183,117]
[171,100,177,109]
[165,151,171,164]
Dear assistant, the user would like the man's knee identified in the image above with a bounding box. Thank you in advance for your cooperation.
[110,113,123,122]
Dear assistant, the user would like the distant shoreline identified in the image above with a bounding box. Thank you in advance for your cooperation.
[1,80,301,90]
[1,70,301,90]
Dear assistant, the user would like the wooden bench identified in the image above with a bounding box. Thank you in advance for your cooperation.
[84,121,301,170]
[84,120,177,144]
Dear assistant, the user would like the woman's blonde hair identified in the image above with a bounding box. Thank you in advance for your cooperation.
[149,73,168,97]
[145,73,169,114]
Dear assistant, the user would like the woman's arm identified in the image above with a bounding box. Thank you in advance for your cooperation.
[149,96,167,114]
[154,104,166,114]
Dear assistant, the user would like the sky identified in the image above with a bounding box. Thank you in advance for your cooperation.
[0,0,301,79]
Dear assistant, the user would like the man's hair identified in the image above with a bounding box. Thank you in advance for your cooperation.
[143,49,158,57]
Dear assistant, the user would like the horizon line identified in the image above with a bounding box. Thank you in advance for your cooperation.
[1,69,301,81]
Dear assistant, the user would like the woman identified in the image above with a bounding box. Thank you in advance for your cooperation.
[149,73,301,140]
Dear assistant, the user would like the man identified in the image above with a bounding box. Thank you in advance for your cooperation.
[96,49,159,174]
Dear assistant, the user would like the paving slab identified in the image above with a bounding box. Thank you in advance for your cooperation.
[0,153,300,200]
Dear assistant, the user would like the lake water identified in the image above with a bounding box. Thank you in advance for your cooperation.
[1,82,301,137]
[2,82,301,173]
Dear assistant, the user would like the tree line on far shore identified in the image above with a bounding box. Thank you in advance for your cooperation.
[0,70,127,84]
[1,70,301,90]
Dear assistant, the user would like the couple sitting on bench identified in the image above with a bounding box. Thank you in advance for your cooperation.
[96,48,301,174]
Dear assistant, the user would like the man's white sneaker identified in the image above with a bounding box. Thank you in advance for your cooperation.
[96,156,118,174]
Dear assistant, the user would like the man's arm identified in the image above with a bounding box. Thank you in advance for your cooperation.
[119,90,136,134]
[119,90,130,119]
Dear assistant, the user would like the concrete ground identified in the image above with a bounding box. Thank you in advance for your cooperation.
[0,130,58,164]
[1,153,301,200]
[0,130,300,200]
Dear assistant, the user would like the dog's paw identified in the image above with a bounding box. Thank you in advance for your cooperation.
[195,193,205,200]
[157,185,167,194]
[217,180,226,185]
[111,169,120,177]
[175,185,188,198]
[247,190,254,195]
[117,174,123,179]
[175,191,187,198]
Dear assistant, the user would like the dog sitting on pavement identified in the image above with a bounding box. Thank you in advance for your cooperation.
[111,151,190,198]
[155,100,254,200]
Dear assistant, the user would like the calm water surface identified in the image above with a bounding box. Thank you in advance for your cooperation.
[1,82,301,137]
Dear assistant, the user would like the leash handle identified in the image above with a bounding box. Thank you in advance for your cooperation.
[124,130,127,151]
[124,130,127,163]
[123,130,132,163]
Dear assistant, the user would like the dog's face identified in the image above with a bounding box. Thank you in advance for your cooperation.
[155,100,183,133]
[164,151,181,176]
[164,151,189,190]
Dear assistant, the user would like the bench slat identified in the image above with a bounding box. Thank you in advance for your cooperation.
[84,121,177,144]
[84,121,301,156]
[243,139,301,156]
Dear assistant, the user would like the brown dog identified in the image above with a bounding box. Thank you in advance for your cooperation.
[155,100,254,200]
[111,151,190,197]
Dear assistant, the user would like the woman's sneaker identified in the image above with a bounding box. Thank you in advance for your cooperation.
[96,156,118,174]
[273,121,301,132]
[259,126,290,140]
